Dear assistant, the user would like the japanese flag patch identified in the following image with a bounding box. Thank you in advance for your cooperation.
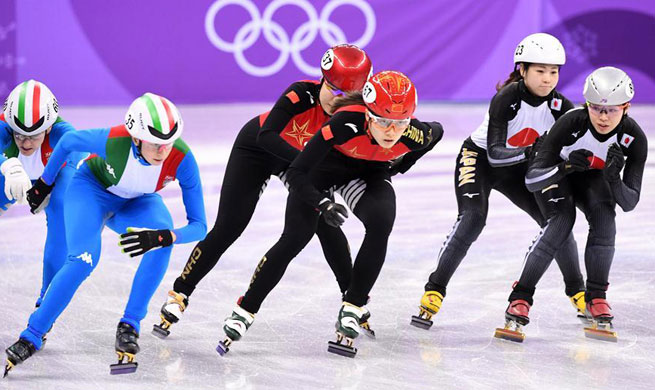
[620,134,634,148]
[550,98,562,111]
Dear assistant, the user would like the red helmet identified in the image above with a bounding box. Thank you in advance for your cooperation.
[320,44,372,92]
[363,71,417,119]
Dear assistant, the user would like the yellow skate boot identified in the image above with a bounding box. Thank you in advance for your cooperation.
[410,291,444,330]
[570,291,589,324]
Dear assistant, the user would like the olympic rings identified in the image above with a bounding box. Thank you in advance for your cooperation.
[205,0,376,77]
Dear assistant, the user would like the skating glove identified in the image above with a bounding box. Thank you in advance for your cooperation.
[119,227,174,257]
[318,198,348,228]
[524,135,544,161]
[1,157,31,205]
[26,178,54,214]
[603,143,624,182]
[562,149,592,173]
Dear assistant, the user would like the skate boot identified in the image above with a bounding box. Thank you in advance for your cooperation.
[4,339,36,377]
[110,322,140,375]
[216,305,255,356]
[359,307,376,339]
[584,298,617,342]
[328,302,366,358]
[411,291,444,330]
[494,299,531,343]
[569,291,589,324]
[153,290,188,339]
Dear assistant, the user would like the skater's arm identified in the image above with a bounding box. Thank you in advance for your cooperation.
[486,86,527,167]
[287,125,336,208]
[524,112,580,192]
[257,82,317,162]
[173,151,208,243]
[41,128,110,185]
[607,122,648,212]
[391,120,443,175]
[49,119,88,167]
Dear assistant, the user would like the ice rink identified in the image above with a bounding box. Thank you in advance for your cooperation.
[1,103,653,389]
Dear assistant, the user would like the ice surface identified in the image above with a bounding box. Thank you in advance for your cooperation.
[1,104,653,389]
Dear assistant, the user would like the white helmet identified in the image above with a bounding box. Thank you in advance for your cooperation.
[3,80,59,136]
[125,93,183,144]
[583,66,634,106]
[514,33,566,65]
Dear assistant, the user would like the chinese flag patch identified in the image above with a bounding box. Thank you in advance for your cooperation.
[286,91,300,104]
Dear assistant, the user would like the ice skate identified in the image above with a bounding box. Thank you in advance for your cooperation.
[494,299,530,343]
[4,339,36,377]
[110,322,140,375]
[569,291,590,324]
[583,298,617,342]
[411,291,444,330]
[152,290,188,339]
[216,305,255,356]
[359,307,375,339]
[328,302,366,358]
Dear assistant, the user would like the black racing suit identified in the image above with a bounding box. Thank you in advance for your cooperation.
[425,80,585,299]
[239,105,443,312]
[173,80,354,297]
[510,108,648,303]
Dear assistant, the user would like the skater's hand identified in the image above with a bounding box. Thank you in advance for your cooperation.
[1,158,32,205]
[318,198,348,228]
[562,149,592,173]
[26,177,54,214]
[603,143,624,182]
[524,135,544,161]
[119,227,174,257]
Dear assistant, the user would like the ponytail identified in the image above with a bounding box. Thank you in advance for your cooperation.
[330,91,364,112]
[496,64,528,92]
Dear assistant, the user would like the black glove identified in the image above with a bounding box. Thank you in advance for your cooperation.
[562,149,593,173]
[119,227,174,257]
[389,158,403,176]
[603,143,625,182]
[525,135,544,161]
[26,178,55,214]
[318,199,348,227]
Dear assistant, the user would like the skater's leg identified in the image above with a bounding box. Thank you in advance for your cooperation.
[425,143,492,296]
[316,219,352,294]
[510,181,577,304]
[343,178,396,307]
[497,167,584,298]
[107,193,174,333]
[576,172,617,302]
[37,165,75,306]
[173,124,274,297]
[20,174,114,349]
[239,192,319,314]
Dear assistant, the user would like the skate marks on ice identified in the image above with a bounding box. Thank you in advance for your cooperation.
[0,104,654,389]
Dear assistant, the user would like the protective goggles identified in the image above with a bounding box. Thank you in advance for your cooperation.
[587,102,627,116]
[13,132,45,142]
[141,140,173,153]
[367,110,411,129]
[324,80,345,97]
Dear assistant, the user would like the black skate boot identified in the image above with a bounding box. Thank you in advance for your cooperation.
[110,322,140,375]
[153,290,188,339]
[4,339,36,377]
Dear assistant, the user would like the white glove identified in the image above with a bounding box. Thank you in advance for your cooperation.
[1,157,32,204]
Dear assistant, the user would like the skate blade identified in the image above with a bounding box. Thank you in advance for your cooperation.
[3,360,15,378]
[494,328,525,343]
[578,314,592,325]
[327,341,357,358]
[584,327,617,343]
[152,324,171,339]
[216,339,231,356]
[410,315,433,330]
[109,362,138,375]
[360,323,376,339]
